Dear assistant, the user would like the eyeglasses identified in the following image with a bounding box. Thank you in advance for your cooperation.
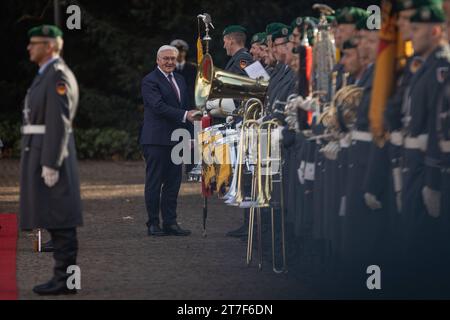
[273,41,289,47]
[160,56,177,62]
[28,41,49,46]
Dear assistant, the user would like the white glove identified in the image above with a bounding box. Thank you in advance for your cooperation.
[422,186,441,218]
[41,166,59,188]
[219,98,236,114]
[321,141,340,160]
[206,99,220,111]
[339,133,352,148]
[364,193,382,210]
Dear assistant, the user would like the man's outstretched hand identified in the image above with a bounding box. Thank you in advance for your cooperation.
[187,110,202,122]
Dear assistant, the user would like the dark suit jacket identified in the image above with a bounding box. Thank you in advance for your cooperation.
[140,68,192,146]
[174,62,197,107]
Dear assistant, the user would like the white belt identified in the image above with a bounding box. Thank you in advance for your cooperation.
[390,131,404,146]
[351,130,373,142]
[404,134,428,152]
[21,125,46,135]
[440,140,450,153]
[304,162,315,181]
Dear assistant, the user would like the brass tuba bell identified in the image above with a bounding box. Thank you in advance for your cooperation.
[195,53,269,110]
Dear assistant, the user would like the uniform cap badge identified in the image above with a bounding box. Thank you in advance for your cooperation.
[421,8,431,21]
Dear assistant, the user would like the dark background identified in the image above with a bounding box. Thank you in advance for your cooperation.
[0,0,376,159]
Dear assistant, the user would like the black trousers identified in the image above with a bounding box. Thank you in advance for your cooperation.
[142,144,182,227]
[47,228,78,282]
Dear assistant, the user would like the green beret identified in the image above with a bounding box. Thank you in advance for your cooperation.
[251,32,267,45]
[272,26,292,41]
[223,25,247,36]
[410,3,445,23]
[336,7,368,24]
[291,17,303,29]
[289,17,318,45]
[326,15,337,25]
[397,0,442,11]
[356,12,373,31]
[342,37,359,50]
[28,25,63,38]
[266,22,286,36]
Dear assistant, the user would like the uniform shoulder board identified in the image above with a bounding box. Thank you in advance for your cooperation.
[437,67,449,83]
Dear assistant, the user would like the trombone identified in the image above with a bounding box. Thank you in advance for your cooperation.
[245,115,288,273]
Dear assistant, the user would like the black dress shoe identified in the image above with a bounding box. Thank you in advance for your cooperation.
[163,224,191,236]
[41,240,54,253]
[33,279,77,296]
[147,225,166,236]
[226,224,248,238]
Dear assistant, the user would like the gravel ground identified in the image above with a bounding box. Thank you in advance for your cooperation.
[0,159,321,300]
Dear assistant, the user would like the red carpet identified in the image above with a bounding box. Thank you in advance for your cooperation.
[0,213,18,300]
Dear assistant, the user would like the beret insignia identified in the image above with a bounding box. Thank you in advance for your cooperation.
[421,8,431,21]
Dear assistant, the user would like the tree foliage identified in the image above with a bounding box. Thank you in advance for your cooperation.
[0,0,375,158]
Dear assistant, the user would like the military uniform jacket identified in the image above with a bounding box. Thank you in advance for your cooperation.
[19,58,83,230]
[225,47,254,75]
[266,64,296,117]
[400,45,450,220]
[423,45,450,192]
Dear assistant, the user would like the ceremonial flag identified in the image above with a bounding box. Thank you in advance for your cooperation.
[369,0,399,145]
[197,36,203,65]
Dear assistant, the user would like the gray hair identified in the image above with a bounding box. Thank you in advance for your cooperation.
[157,45,179,57]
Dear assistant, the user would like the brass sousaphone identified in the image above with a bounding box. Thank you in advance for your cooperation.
[195,53,269,115]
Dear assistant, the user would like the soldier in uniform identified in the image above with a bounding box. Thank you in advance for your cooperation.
[222,25,254,75]
[219,25,254,238]
[332,7,368,97]
[20,25,82,295]
[362,0,421,296]
[320,37,364,272]
[339,15,383,297]
[264,22,289,102]
[266,26,297,115]
[401,1,450,297]
[249,32,267,63]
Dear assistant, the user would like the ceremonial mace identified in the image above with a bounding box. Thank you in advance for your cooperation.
[197,13,214,237]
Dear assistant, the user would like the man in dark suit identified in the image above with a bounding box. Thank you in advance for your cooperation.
[140,45,200,236]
